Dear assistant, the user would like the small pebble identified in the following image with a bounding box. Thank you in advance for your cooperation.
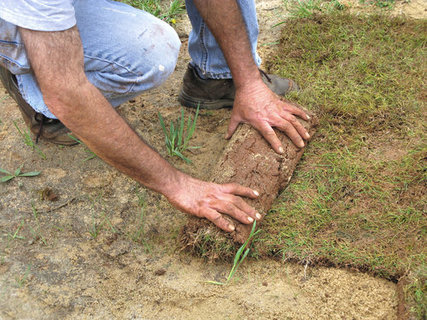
[154,268,166,276]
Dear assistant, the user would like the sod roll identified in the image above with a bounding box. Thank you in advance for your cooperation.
[180,101,318,259]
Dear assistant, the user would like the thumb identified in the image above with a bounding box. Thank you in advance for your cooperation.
[225,118,240,139]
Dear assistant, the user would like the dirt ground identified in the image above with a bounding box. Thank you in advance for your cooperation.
[1,1,425,319]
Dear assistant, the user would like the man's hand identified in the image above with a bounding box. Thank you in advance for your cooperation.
[191,0,311,153]
[165,175,261,232]
[226,80,311,153]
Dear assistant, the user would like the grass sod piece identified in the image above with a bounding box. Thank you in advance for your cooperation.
[262,12,426,318]
[180,104,318,257]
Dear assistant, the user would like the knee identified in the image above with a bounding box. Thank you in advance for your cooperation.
[85,14,181,96]
[131,19,181,88]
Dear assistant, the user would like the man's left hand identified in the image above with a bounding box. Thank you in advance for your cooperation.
[226,80,311,154]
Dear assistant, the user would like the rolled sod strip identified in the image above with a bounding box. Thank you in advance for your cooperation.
[180,102,318,258]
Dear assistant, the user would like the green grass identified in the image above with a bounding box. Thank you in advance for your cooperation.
[260,12,426,317]
[280,0,345,20]
[122,0,185,24]
[7,220,25,241]
[0,165,40,183]
[13,122,46,159]
[129,191,151,252]
[207,221,261,285]
[15,264,31,288]
[158,106,200,163]
[29,204,47,245]
[87,194,118,239]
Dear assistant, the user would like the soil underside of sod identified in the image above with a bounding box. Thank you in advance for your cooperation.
[180,12,426,316]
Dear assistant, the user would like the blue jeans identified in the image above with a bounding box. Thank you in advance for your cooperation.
[0,0,260,119]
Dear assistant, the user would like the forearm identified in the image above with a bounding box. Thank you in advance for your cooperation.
[192,0,261,89]
[53,80,182,197]
[19,26,183,198]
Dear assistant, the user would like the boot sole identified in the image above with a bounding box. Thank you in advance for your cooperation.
[178,90,234,110]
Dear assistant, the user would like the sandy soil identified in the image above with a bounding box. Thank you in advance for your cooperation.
[2,0,425,319]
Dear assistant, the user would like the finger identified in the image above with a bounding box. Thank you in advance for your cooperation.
[222,183,259,199]
[257,122,284,154]
[276,120,305,148]
[229,195,261,221]
[283,114,311,140]
[282,101,310,121]
[204,208,235,232]
[215,200,254,224]
[226,117,240,139]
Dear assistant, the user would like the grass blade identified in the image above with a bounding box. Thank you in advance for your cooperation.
[19,171,41,177]
[158,112,168,136]
[1,175,14,183]
[0,168,11,175]
[14,164,23,176]
[178,108,185,148]
[205,280,226,286]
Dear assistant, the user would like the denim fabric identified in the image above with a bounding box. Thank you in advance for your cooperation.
[0,0,181,119]
[185,0,261,79]
[0,0,260,119]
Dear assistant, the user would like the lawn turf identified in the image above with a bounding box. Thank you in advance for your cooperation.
[260,12,426,318]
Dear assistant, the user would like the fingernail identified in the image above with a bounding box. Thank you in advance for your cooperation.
[306,115,311,120]
[248,217,254,223]
[253,190,259,197]
[256,213,262,220]
[305,132,310,139]
[279,147,284,154]
[229,224,235,231]
[299,142,305,148]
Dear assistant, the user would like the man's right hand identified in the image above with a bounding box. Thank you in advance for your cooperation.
[165,174,261,232]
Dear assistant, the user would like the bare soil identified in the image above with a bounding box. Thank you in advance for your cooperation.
[2,0,424,318]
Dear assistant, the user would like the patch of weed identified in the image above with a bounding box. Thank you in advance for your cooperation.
[29,204,47,245]
[0,165,40,183]
[129,191,151,252]
[207,221,261,285]
[7,220,25,241]
[158,106,200,163]
[15,264,31,288]
[88,194,118,239]
[13,122,46,159]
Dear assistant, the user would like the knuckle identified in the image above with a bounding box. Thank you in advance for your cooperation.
[211,214,222,223]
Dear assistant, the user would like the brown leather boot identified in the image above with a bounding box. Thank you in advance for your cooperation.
[0,66,77,145]
[178,64,299,110]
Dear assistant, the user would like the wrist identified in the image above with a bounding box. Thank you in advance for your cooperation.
[157,168,188,200]
[233,68,263,91]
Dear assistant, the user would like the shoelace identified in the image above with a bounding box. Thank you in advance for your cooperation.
[259,69,272,83]
[34,113,46,143]
[34,113,58,144]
